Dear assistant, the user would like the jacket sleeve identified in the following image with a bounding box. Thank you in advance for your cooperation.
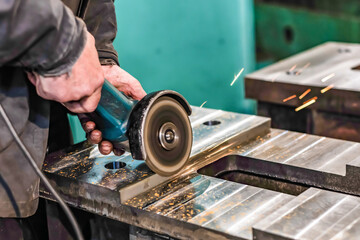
[84,0,119,65]
[0,0,87,76]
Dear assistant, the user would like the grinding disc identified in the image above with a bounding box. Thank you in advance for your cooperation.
[143,96,192,176]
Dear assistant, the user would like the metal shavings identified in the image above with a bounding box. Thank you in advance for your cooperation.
[321,84,334,94]
[321,73,335,82]
[295,99,316,112]
[200,101,207,108]
[299,89,311,99]
[283,95,297,102]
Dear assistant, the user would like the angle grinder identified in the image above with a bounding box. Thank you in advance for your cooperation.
[89,80,193,176]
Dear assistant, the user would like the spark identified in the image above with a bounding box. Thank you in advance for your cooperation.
[283,95,297,102]
[199,101,207,108]
[303,96,318,104]
[299,89,311,99]
[321,73,335,82]
[289,64,297,72]
[295,99,316,112]
[321,84,334,94]
[230,68,244,86]
[296,62,311,75]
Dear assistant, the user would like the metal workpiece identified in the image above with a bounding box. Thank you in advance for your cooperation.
[246,42,360,116]
[214,128,360,196]
[42,107,270,202]
[41,106,360,239]
[253,188,360,240]
[41,107,273,239]
[126,173,294,240]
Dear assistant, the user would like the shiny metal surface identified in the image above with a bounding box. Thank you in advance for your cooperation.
[41,107,272,239]
[215,128,360,196]
[254,188,360,240]
[41,107,360,239]
[246,42,360,116]
[158,122,178,150]
[126,173,293,240]
[42,107,270,203]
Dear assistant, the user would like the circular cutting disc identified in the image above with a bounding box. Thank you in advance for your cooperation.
[144,96,192,176]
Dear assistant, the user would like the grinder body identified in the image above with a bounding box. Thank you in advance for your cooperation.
[91,80,192,176]
[92,80,136,152]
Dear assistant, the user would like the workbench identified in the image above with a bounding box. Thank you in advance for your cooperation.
[41,107,360,240]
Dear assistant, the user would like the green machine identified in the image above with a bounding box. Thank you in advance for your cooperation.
[255,0,360,63]
[70,0,257,144]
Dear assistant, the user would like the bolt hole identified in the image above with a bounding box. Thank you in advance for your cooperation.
[105,161,126,169]
[286,70,299,76]
[338,48,351,53]
[284,26,294,44]
[203,120,221,126]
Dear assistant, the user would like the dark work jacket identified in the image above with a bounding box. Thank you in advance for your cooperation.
[0,0,118,217]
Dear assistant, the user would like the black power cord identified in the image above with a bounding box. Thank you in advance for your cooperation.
[0,103,84,240]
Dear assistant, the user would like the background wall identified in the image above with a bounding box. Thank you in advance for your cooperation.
[113,0,256,114]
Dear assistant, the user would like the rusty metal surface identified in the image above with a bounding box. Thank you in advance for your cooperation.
[245,42,360,116]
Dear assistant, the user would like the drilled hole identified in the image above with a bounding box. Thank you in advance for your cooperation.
[338,48,351,53]
[203,120,221,126]
[105,161,126,169]
[286,70,299,75]
[284,26,294,44]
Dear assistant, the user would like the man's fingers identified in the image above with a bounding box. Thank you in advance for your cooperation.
[130,86,146,100]
[99,141,113,155]
[103,65,146,101]
[83,121,96,133]
[113,148,125,156]
[62,87,101,113]
[89,130,102,144]
[77,113,96,132]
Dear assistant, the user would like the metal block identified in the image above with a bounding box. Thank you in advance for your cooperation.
[125,173,294,240]
[246,42,360,116]
[41,107,360,239]
[209,129,360,196]
[41,107,273,239]
[43,107,270,203]
[253,188,360,240]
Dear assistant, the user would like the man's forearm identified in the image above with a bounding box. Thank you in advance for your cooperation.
[0,0,86,76]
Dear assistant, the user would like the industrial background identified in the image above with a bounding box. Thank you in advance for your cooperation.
[24,1,360,239]
[70,0,360,144]
[114,0,360,112]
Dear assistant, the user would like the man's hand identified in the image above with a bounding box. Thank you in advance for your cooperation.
[27,32,104,113]
[102,65,146,100]
[80,65,146,155]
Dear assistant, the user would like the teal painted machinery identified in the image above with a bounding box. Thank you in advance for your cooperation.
[255,0,360,62]
[114,0,256,114]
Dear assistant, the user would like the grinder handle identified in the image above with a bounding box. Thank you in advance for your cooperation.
[90,79,137,142]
